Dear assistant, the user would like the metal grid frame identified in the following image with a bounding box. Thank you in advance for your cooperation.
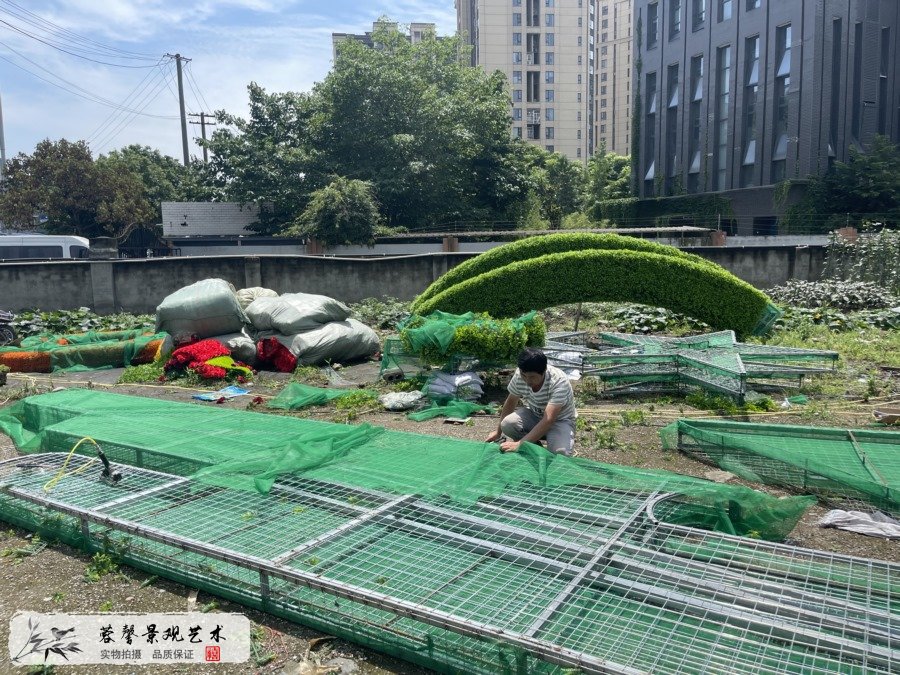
[1,453,896,674]
[583,331,839,402]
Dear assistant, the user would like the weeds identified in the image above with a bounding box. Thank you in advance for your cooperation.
[619,409,647,426]
[98,600,114,612]
[250,625,276,667]
[333,390,380,420]
[1,534,46,564]
[292,366,329,386]
[118,362,165,384]
[84,551,119,583]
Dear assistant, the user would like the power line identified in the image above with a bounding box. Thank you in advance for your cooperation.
[88,64,174,146]
[0,18,159,67]
[91,70,175,152]
[0,0,157,60]
[185,62,212,112]
[0,41,176,119]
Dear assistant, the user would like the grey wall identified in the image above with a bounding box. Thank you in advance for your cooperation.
[0,247,825,315]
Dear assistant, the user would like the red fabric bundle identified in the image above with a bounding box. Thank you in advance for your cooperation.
[164,339,231,374]
[256,337,297,373]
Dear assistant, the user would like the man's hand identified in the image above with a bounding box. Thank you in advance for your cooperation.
[499,439,521,453]
[485,429,503,443]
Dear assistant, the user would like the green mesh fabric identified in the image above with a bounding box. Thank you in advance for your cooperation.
[1,329,166,373]
[661,419,900,514]
[267,383,374,410]
[407,400,497,421]
[0,389,814,540]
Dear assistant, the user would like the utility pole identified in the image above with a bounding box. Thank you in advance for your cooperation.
[0,91,6,183]
[188,112,217,163]
[165,53,191,166]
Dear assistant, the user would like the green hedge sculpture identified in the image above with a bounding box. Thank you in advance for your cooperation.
[415,247,778,337]
[413,233,716,311]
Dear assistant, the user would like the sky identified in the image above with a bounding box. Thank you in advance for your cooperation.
[0,0,457,163]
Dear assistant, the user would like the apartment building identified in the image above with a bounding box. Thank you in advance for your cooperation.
[596,1,633,155]
[634,0,899,204]
[332,21,436,61]
[457,0,601,162]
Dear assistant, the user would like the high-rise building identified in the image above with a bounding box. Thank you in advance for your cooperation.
[633,0,899,221]
[457,0,601,162]
[332,21,436,61]
[596,1,633,155]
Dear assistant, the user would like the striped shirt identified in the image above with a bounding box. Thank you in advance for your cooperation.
[508,365,577,421]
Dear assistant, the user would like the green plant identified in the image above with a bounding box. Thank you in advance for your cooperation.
[98,600,114,612]
[51,592,65,603]
[12,308,154,339]
[118,362,165,384]
[413,244,774,338]
[250,625,276,667]
[620,409,647,426]
[199,600,220,613]
[768,280,898,311]
[333,390,380,420]
[1,534,46,563]
[685,391,741,415]
[84,551,119,583]
[291,365,329,386]
[350,297,411,330]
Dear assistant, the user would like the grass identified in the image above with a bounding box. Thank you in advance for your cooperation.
[118,361,165,384]
[762,324,900,368]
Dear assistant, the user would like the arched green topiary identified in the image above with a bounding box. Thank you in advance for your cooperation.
[414,249,777,337]
[413,233,716,312]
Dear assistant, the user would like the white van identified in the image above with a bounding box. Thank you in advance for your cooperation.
[0,234,90,260]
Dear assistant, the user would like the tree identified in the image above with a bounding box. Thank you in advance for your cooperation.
[585,146,631,207]
[200,84,318,233]
[284,177,381,247]
[0,139,155,239]
[780,136,900,232]
[517,145,584,228]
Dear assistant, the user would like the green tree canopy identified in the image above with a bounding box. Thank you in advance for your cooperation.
[585,146,631,219]
[0,139,155,240]
[285,176,381,247]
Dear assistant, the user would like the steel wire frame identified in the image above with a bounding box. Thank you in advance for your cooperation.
[0,453,897,674]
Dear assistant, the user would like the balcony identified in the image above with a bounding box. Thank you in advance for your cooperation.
[527,112,541,124]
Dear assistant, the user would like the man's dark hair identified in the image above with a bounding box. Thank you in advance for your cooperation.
[517,347,547,374]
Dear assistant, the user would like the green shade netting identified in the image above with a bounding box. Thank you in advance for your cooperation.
[398,310,540,358]
[407,400,497,421]
[661,419,900,515]
[0,389,813,539]
[266,383,373,410]
[0,329,167,373]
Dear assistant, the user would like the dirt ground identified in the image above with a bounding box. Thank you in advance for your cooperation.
[1,362,898,674]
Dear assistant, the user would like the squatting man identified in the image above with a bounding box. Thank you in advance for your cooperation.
[485,348,577,455]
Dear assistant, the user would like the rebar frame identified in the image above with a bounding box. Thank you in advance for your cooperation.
[1,453,896,674]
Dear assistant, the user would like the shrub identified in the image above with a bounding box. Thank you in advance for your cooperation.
[412,233,716,312]
[768,280,898,311]
[414,249,774,337]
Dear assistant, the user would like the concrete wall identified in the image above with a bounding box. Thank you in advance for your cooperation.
[0,246,826,314]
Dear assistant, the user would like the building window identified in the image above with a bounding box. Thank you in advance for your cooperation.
[772,25,791,182]
[878,27,890,135]
[578,17,582,27]
[577,92,582,102]
[665,63,679,194]
[513,89,522,102]
[741,36,760,187]
[669,0,681,40]
[601,45,607,55]
[600,124,606,132]
[715,46,731,190]
[545,89,555,101]
[852,22,862,140]
[514,126,522,138]
[600,111,607,120]
[577,74,582,84]
[601,85,607,95]
[645,71,658,193]
[688,54,703,192]
[513,12,522,26]
[718,0,731,22]
[577,36,582,46]
[545,126,554,139]
[513,108,522,120]
[545,0,554,6]
[512,70,522,84]
[692,0,705,30]
[513,51,522,64]
[829,19,842,160]
[746,0,760,9]
[546,108,555,121]
[547,144,554,152]
[546,52,554,65]
[575,111,580,121]
[602,19,608,29]
[578,55,582,65]
[545,13,554,26]
[647,2,659,48]
[545,70,555,83]
[513,0,522,5]
[577,148,582,158]
[527,71,540,102]
[513,32,522,45]
[577,129,582,139]
[546,33,555,46]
